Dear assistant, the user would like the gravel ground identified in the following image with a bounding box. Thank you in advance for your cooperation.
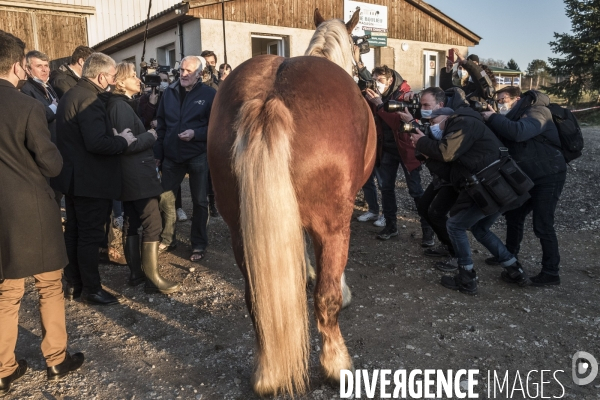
[6,127,600,400]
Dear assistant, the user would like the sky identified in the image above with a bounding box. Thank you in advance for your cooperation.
[425,0,573,71]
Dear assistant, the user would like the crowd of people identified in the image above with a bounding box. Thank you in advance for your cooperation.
[0,27,569,394]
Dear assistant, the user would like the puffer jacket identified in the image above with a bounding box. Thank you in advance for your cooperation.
[486,90,566,181]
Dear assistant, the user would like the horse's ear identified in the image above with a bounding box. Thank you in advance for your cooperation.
[314,8,325,27]
[345,8,360,33]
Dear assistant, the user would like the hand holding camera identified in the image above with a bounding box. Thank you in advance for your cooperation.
[364,88,383,106]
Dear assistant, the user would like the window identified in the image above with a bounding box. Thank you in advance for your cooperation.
[251,35,289,57]
[422,51,439,88]
[157,43,176,68]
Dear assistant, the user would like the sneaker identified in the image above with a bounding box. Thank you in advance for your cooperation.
[112,215,123,230]
[373,215,386,227]
[421,227,435,248]
[441,266,478,295]
[501,261,531,287]
[357,211,378,222]
[435,258,458,272]
[377,224,398,240]
[485,256,500,266]
[424,246,450,258]
[176,208,188,222]
[530,272,560,287]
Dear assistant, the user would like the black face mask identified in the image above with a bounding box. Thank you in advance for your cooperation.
[106,84,116,92]
[16,80,27,90]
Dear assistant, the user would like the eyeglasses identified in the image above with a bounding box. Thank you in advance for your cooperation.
[497,96,514,104]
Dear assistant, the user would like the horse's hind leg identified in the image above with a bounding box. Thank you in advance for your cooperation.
[311,230,353,384]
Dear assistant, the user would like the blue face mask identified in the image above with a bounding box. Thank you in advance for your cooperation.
[430,124,443,140]
[421,109,433,118]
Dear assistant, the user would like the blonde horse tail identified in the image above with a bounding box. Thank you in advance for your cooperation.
[232,96,309,396]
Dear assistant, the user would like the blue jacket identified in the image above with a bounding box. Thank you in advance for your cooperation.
[154,80,216,163]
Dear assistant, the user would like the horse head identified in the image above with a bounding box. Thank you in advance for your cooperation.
[305,8,361,76]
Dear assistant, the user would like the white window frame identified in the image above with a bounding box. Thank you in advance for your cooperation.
[423,51,439,89]
[252,35,286,57]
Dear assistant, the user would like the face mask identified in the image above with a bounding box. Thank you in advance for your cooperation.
[420,109,433,118]
[499,105,511,115]
[159,82,169,91]
[16,80,27,90]
[430,124,443,140]
[106,84,116,92]
[457,69,468,79]
[376,81,387,94]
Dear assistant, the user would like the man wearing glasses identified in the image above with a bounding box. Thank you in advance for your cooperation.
[54,53,137,305]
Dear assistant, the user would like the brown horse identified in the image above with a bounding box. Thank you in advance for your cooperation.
[207,9,376,396]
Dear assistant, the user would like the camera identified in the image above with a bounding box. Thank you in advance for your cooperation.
[400,119,430,134]
[382,95,422,117]
[352,34,371,54]
[469,99,489,113]
[357,78,377,92]
[140,58,177,88]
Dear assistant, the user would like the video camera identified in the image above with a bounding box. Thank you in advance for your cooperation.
[352,34,371,54]
[140,58,179,88]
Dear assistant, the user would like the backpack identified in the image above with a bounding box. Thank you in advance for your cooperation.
[546,103,584,162]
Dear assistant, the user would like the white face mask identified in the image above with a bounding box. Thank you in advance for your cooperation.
[159,82,169,91]
[376,81,387,94]
[420,109,433,118]
[499,105,511,115]
[457,69,468,79]
[430,124,443,140]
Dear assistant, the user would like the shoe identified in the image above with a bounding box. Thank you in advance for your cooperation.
[124,235,145,286]
[501,261,531,287]
[357,211,378,222]
[424,246,450,258]
[485,256,500,266]
[420,226,435,248]
[530,272,560,287]
[377,224,398,240]
[435,258,458,272]
[441,265,478,295]
[0,359,27,395]
[142,242,180,294]
[64,282,82,300]
[176,208,188,222]
[47,352,84,381]
[373,215,386,227]
[158,242,177,253]
[81,288,121,306]
[108,246,127,265]
[112,215,123,230]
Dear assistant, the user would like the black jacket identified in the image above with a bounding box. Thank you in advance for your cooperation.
[103,93,163,202]
[49,64,80,99]
[0,79,67,279]
[53,78,128,199]
[154,80,216,163]
[20,77,59,142]
[486,91,566,181]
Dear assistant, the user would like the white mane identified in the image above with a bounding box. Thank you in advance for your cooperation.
[304,19,354,76]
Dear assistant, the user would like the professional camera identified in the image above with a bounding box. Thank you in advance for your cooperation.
[357,77,377,92]
[400,119,430,134]
[352,34,371,54]
[140,58,177,88]
[381,94,422,118]
[469,99,489,113]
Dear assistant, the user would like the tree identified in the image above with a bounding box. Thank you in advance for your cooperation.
[479,58,506,68]
[546,0,600,104]
[506,59,520,71]
[525,59,552,90]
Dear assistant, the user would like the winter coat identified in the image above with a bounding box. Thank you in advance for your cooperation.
[439,60,494,102]
[103,93,163,202]
[49,64,80,99]
[368,70,422,172]
[137,91,160,129]
[486,91,566,181]
[20,77,58,143]
[52,78,128,199]
[154,80,216,164]
[0,79,67,279]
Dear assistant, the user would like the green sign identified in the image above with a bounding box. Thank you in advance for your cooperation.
[364,30,387,47]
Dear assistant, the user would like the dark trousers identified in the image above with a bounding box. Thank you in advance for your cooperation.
[504,175,565,276]
[418,182,458,252]
[159,154,209,250]
[63,195,112,292]
[123,197,162,243]
[175,186,183,210]
[378,150,429,229]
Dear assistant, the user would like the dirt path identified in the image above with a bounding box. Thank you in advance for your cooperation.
[8,128,600,400]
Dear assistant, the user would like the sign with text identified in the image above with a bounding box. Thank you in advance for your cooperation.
[344,0,388,47]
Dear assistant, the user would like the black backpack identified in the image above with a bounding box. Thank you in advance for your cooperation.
[546,103,584,162]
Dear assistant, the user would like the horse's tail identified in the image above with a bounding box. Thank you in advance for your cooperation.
[232,96,309,396]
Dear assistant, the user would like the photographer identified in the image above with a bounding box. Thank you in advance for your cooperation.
[137,71,170,130]
[481,87,566,286]
[440,49,496,105]
[411,106,531,295]
[363,66,434,245]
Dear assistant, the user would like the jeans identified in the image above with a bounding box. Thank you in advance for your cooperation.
[123,197,162,242]
[159,154,209,251]
[63,195,112,292]
[378,150,429,228]
[362,169,381,214]
[418,182,458,252]
[446,202,517,269]
[504,175,565,276]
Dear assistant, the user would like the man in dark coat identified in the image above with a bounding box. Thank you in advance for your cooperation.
[54,52,137,306]
[482,88,567,286]
[154,55,216,261]
[0,30,84,396]
[49,45,94,100]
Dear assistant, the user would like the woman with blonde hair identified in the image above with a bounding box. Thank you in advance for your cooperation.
[103,62,180,294]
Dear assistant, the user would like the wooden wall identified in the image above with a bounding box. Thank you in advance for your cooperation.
[0,7,88,62]
[189,0,476,47]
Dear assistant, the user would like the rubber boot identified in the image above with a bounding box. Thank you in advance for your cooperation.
[124,235,145,286]
[142,241,180,294]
